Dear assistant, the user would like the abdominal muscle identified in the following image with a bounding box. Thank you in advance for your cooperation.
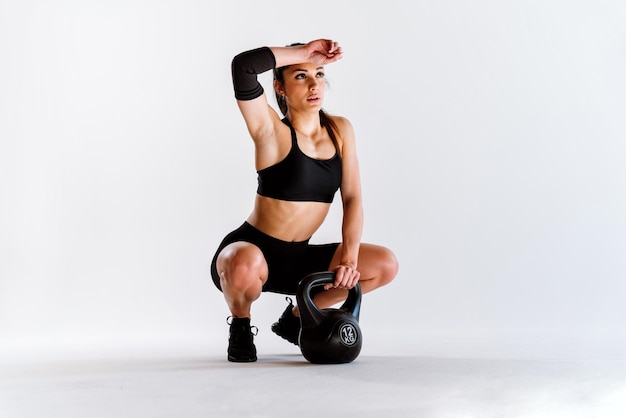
[246,194,332,242]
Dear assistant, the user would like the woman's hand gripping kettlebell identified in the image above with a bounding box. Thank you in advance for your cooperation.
[324,262,360,290]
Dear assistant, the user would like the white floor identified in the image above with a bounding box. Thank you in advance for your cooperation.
[2,333,625,418]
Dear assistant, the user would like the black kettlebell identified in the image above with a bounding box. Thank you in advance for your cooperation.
[296,271,362,364]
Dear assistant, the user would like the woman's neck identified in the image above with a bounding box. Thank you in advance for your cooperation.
[286,111,322,137]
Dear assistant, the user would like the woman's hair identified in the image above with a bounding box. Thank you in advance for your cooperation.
[273,43,340,152]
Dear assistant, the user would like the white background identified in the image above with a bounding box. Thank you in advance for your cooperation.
[1,0,625,358]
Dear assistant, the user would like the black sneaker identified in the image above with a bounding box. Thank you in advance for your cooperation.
[227,316,258,362]
[271,297,301,346]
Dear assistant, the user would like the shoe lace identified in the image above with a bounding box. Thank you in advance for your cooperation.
[226,316,258,336]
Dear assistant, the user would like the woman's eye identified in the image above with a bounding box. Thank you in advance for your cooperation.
[295,73,306,79]
[316,72,325,78]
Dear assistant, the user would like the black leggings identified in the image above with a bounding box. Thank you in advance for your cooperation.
[210,222,340,295]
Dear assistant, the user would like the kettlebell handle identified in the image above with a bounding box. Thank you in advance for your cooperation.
[296,271,362,328]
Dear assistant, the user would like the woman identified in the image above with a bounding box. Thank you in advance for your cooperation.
[211,39,398,362]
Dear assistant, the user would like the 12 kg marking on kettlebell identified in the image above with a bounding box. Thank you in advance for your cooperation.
[339,323,358,346]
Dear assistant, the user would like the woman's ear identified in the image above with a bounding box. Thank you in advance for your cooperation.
[273,80,284,96]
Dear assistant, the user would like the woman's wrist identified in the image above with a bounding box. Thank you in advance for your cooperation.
[338,261,357,269]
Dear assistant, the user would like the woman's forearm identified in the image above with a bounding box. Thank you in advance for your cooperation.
[269,45,309,68]
[340,197,363,267]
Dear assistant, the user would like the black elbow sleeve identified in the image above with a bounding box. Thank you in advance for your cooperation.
[231,47,276,101]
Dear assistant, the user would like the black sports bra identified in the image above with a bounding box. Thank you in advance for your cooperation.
[256,119,342,203]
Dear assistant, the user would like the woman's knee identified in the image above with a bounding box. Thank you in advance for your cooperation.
[376,246,399,286]
[217,243,267,290]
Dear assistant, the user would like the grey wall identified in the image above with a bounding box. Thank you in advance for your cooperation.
[1,0,625,356]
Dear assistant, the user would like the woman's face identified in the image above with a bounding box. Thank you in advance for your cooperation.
[279,62,326,112]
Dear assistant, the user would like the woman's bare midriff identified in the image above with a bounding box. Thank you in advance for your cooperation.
[246,194,332,242]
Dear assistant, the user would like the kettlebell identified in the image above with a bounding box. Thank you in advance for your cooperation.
[296,271,362,364]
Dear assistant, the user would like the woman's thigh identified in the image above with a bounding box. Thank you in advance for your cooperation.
[328,243,398,287]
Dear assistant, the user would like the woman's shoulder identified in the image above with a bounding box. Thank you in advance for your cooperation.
[327,114,353,133]
[326,114,355,142]
[327,113,350,126]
